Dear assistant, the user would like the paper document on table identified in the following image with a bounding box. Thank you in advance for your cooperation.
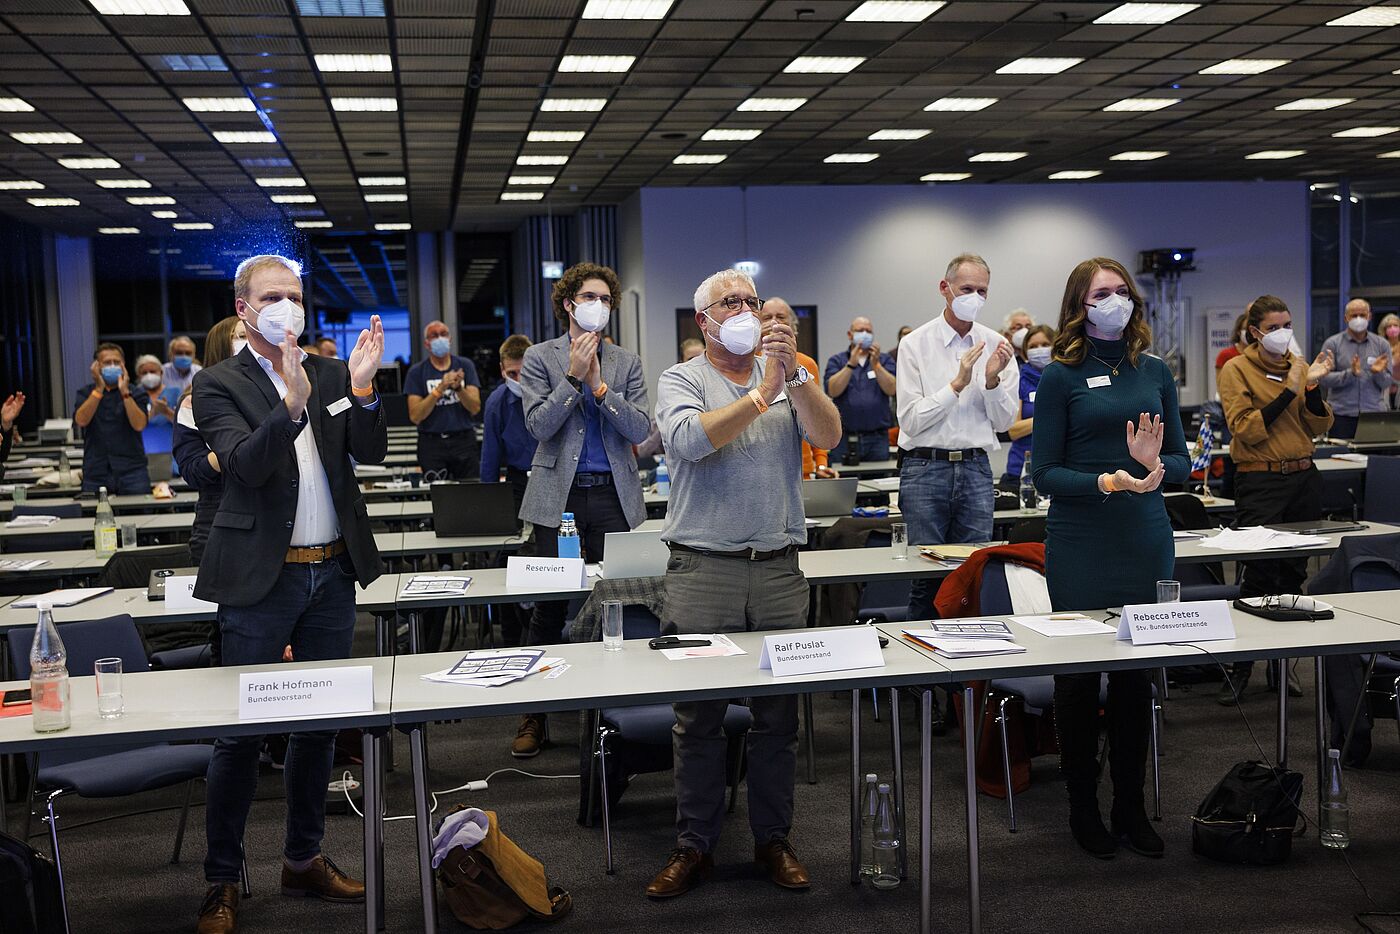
[861,477,901,492]
[4,514,59,528]
[0,558,49,572]
[917,620,1014,640]
[1197,527,1328,552]
[420,648,564,687]
[1172,530,1203,541]
[901,632,1026,658]
[13,587,113,608]
[398,575,472,598]
[1330,453,1367,463]
[661,634,745,660]
[6,457,54,468]
[1010,614,1117,637]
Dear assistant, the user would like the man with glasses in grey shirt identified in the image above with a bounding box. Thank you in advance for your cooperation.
[647,268,842,899]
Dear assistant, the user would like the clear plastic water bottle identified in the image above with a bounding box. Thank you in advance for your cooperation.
[557,512,581,559]
[870,782,900,889]
[1321,748,1350,849]
[1020,454,1036,513]
[29,602,70,734]
[859,773,879,880]
[94,485,117,557]
[654,456,670,497]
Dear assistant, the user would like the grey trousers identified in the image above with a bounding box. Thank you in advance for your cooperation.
[661,547,809,853]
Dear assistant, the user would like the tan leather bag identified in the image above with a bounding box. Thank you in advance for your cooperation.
[437,809,572,930]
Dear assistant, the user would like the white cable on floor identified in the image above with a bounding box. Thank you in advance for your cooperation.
[339,768,581,822]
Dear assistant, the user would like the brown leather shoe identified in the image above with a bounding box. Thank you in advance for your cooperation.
[280,854,365,903]
[511,714,546,758]
[645,847,713,899]
[196,883,238,934]
[754,838,810,890]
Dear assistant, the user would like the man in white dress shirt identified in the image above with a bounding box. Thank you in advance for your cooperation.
[895,253,1019,622]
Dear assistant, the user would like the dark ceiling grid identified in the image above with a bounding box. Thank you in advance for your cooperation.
[444,0,495,224]
[381,0,413,230]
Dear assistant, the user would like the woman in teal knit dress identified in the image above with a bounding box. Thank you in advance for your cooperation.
[1031,257,1190,860]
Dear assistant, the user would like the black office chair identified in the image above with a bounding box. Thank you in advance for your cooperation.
[1162,494,1238,602]
[1006,516,1046,544]
[95,544,211,666]
[1362,454,1400,522]
[7,501,83,553]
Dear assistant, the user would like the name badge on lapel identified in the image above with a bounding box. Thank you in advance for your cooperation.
[327,397,352,416]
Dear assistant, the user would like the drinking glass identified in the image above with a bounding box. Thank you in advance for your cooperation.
[94,657,123,719]
[119,523,138,549]
[1156,580,1181,604]
[601,600,624,651]
[890,523,909,560]
[12,485,26,506]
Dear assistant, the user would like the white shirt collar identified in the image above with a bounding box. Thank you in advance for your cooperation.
[248,341,306,376]
[934,313,973,347]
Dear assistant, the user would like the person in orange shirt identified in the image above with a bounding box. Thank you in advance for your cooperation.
[761,297,836,478]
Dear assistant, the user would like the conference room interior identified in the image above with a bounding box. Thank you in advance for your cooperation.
[6,1,1400,933]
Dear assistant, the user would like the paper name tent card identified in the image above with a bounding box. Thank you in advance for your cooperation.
[13,587,113,608]
[399,575,472,597]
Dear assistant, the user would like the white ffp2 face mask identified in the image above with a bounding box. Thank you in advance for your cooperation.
[950,292,984,323]
[571,299,610,333]
[1086,292,1133,334]
[1348,315,1370,334]
[251,297,305,346]
[1010,328,1027,349]
[704,310,760,355]
[1259,327,1294,356]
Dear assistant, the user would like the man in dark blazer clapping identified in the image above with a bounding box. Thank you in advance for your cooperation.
[191,254,387,934]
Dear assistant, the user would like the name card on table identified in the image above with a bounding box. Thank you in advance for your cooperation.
[1116,600,1236,645]
[165,575,217,612]
[760,627,885,678]
[506,556,586,590]
[239,665,374,721]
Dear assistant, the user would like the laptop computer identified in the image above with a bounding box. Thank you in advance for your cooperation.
[1352,411,1400,444]
[598,529,668,579]
[430,481,521,538]
[801,478,859,517]
[147,566,200,601]
[1266,520,1367,535]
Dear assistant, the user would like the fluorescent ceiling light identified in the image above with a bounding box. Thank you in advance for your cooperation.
[784,56,866,74]
[1103,97,1180,112]
[128,196,176,204]
[295,0,385,14]
[315,53,392,72]
[737,97,807,112]
[1276,98,1354,111]
[1199,58,1289,75]
[59,157,119,169]
[527,130,586,142]
[271,194,317,203]
[1327,6,1400,26]
[26,197,79,207]
[558,55,636,73]
[330,97,398,112]
[255,177,307,187]
[869,129,930,140]
[500,192,545,201]
[91,0,190,12]
[364,192,408,201]
[824,152,879,163]
[159,54,226,71]
[98,227,140,234]
[295,220,334,228]
[920,172,971,181]
[95,179,151,189]
[581,0,674,18]
[924,97,997,111]
[846,1,945,22]
[1109,150,1168,160]
[1093,3,1198,25]
[0,180,44,190]
[1049,170,1103,179]
[0,97,34,112]
[375,222,411,230]
[11,132,83,145]
[1333,126,1399,138]
[173,222,213,230]
[517,155,568,166]
[213,130,278,143]
[540,97,607,112]
[969,151,1027,162]
[151,210,178,218]
[673,154,726,164]
[182,97,254,112]
[997,57,1082,74]
[507,175,556,185]
[702,128,762,141]
[1245,149,1305,160]
[357,176,405,186]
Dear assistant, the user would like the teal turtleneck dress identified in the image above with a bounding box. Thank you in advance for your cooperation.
[1030,337,1191,610]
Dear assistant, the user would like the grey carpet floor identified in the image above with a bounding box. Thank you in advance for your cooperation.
[7,649,1400,934]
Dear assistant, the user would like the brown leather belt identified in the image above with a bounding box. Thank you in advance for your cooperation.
[285,538,347,564]
[1235,457,1313,475]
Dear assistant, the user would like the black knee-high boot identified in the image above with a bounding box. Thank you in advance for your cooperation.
[1054,673,1115,859]
[1107,670,1164,857]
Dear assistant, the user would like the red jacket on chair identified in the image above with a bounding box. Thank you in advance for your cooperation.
[933,542,1045,619]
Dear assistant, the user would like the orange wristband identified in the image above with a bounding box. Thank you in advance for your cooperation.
[1101,473,1118,493]
[593,381,608,400]
[748,388,769,414]
[352,383,376,398]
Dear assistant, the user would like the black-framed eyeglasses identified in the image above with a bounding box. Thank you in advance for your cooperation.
[699,295,764,314]
[574,291,613,307]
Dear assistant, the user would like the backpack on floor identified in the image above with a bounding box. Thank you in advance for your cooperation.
[0,826,65,934]
[1190,761,1303,865]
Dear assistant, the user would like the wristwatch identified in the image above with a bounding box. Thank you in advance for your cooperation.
[785,365,812,389]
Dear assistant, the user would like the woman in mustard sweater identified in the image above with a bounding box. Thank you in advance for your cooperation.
[1216,295,1334,704]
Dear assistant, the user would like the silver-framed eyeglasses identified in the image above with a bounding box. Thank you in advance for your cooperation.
[574,291,613,307]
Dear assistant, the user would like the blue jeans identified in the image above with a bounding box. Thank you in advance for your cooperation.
[81,459,150,495]
[830,431,889,465]
[203,554,358,883]
[899,452,994,620]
